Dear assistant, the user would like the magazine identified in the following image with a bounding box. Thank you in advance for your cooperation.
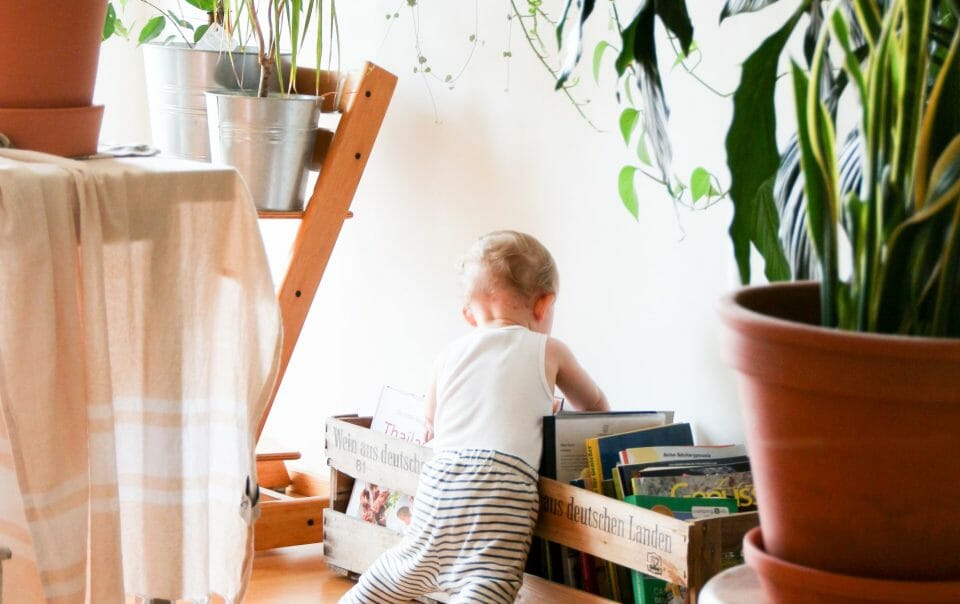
[344,386,427,532]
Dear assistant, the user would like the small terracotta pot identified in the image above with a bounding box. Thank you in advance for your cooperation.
[0,0,108,108]
[743,527,960,603]
[719,282,960,580]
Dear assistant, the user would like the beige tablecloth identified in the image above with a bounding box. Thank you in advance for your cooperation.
[0,150,281,603]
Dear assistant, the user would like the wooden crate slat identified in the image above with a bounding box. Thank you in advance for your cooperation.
[535,477,692,585]
[255,496,326,550]
[323,510,450,602]
[325,417,430,496]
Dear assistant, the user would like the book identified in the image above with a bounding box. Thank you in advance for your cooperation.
[536,409,673,588]
[584,423,694,495]
[541,410,675,485]
[631,459,756,512]
[344,386,427,531]
[625,495,738,604]
[619,444,747,466]
[582,422,692,602]
[613,453,750,500]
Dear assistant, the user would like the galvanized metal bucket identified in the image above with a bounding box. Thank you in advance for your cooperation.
[205,91,322,212]
[143,43,281,161]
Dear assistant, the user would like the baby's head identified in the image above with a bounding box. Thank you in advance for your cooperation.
[458,230,558,331]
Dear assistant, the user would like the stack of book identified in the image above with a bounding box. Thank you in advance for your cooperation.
[538,410,755,604]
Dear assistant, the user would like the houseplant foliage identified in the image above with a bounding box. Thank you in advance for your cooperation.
[557,0,960,596]
[104,0,334,95]
[103,0,227,45]
[558,0,960,338]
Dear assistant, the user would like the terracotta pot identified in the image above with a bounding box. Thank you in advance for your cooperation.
[719,282,960,580]
[743,527,960,603]
[0,106,104,158]
[0,0,108,108]
[0,0,107,156]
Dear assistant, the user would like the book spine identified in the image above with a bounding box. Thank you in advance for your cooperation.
[584,437,603,494]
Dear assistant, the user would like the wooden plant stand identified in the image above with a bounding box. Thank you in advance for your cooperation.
[323,417,760,604]
[253,63,397,551]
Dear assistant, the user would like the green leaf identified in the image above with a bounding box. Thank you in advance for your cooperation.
[672,40,697,67]
[792,60,839,326]
[165,10,191,29]
[138,15,166,45]
[655,0,693,56]
[636,133,652,166]
[194,23,210,43]
[103,3,117,40]
[720,0,783,22]
[592,41,612,84]
[690,167,711,202]
[725,4,804,284]
[851,0,882,47]
[555,0,597,88]
[619,108,640,145]
[618,166,640,219]
[753,175,791,281]
[616,3,674,183]
[890,0,931,190]
[184,0,216,11]
[915,29,960,205]
[831,9,867,109]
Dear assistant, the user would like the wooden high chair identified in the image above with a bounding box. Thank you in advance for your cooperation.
[253,62,397,550]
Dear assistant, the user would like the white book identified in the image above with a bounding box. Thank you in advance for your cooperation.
[344,386,427,532]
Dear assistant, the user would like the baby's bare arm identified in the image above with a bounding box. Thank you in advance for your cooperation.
[547,338,610,411]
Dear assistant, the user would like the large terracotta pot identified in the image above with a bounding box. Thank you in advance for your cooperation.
[719,281,960,581]
[0,0,107,155]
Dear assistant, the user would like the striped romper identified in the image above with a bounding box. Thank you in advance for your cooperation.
[340,325,555,603]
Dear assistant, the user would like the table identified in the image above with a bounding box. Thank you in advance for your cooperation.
[0,150,280,604]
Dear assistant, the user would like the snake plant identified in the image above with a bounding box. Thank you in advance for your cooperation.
[558,0,960,336]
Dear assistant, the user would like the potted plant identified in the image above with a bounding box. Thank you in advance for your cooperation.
[0,0,109,156]
[557,0,960,600]
[104,0,273,162]
[203,0,340,212]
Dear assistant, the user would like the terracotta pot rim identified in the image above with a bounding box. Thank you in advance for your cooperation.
[743,527,960,600]
[204,89,324,103]
[719,281,960,358]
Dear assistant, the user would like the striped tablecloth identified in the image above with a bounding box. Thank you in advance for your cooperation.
[0,150,281,603]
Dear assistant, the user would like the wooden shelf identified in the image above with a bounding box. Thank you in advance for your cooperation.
[253,62,397,552]
[257,210,354,220]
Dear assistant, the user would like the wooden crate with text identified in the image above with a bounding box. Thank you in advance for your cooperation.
[323,416,759,604]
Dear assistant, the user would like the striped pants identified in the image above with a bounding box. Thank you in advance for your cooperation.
[339,449,539,604]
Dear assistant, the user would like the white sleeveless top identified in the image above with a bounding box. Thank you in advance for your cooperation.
[431,325,555,470]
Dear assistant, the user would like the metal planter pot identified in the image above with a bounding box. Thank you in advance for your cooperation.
[143,43,284,161]
[205,91,322,212]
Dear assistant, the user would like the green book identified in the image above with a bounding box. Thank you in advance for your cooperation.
[624,495,738,604]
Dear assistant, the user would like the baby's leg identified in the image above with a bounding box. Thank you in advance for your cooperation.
[338,543,436,604]
[447,577,523,604]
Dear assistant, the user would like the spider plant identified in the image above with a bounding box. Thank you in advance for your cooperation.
[243,0,337,97]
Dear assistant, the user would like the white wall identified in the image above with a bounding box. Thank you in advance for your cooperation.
[95,1,802,472]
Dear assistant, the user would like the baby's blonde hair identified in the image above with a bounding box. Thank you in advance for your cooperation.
[459,230,558,302]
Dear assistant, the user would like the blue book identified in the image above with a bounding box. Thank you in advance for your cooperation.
[584,423,693,494]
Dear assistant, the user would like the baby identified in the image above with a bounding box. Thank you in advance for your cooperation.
[339,230,609,604]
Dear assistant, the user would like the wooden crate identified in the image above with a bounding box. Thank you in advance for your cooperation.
[254,451,329,551]
[323,417,759,604]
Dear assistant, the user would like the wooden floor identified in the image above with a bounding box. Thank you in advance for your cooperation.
[245,543,355,603]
